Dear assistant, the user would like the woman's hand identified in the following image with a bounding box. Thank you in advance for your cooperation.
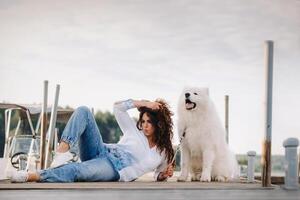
[133,100,161,110]
[157,164,174,181]
[144,101,161,110]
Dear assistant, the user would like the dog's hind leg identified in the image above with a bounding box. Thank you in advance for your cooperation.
[211,154,235,182]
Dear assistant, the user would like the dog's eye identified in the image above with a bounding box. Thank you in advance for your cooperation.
[194,93,198,95]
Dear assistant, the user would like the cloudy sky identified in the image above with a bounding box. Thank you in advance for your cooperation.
[0,0,300,155]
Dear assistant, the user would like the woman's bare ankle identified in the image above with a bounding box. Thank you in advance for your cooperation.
[27,172,40,182]
[56,141,70,153]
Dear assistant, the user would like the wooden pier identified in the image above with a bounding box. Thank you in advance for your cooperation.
[0,179,270,190]
[0,174,299,200]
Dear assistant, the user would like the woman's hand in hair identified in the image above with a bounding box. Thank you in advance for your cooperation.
[145,101,161,110]
[133,100,161,110]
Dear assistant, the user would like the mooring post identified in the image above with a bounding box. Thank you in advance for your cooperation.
[283,138,299,190]
[262,40,274,187]
[247,151,256,182]
[298,149,300,177]
[45,84,60,168]
[40,80,48,169]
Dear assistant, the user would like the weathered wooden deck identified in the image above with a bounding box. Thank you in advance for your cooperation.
[0,179,269,190]
[0,173,270,190]
[1,189,300,200]
[0,174,299,200]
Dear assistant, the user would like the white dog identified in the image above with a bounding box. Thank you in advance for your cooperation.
[177,87,238,182]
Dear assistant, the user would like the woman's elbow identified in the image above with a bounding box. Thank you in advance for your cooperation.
[114,101,127,112]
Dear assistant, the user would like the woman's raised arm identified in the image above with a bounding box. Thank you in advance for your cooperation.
[113,99,160,137]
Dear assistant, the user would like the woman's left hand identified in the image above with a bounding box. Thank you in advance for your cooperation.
[165,164,174,177]
[145,101,161,110]
[160,164,174,179]
[133,100,161,110]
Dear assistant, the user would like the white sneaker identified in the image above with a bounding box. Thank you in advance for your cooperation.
[10,170,28,183]
[50,151,75,169]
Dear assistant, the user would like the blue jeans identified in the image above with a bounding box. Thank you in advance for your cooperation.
[39,106,131,182]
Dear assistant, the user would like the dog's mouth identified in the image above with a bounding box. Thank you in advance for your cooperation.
[185,98,196,110]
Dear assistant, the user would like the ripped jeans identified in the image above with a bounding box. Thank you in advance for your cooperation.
[39,106,133,182]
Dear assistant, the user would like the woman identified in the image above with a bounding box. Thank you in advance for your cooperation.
[11,99,175,182]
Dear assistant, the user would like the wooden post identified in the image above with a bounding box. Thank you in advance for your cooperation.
[262,41,274,187]
[45,84,60,168]
[225,95,229,144]
[40,80,48,169]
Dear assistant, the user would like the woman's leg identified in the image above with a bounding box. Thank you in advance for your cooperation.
[59,106,105,161]
[39,156,119,182]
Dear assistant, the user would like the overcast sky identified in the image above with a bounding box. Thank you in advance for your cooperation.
[0,0,300,155]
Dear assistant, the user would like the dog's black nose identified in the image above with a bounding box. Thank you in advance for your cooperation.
[185,93,190,98]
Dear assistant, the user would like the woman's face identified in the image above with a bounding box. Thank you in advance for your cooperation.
[141,113,155,137]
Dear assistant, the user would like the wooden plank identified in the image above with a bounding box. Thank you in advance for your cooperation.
[255,176,300,185]
[0,178,276,190]
[1,189,300,200]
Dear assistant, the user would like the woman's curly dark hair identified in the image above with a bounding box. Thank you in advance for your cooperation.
[136,99,174,164]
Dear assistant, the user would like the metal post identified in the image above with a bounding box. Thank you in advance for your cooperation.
[45,84,60,168]
[54,128,59,152]
[283,138,299,190]
[26,138,39,172]
[261,40,274,187]
[225,95,229,144]
[247,151,256,182]
[35,114,41,134]
[4,110,8,157]
[19,154,27,171]
[40,80,48,169]
[25,110,37,137]
[3,110,12,158]
[14,119,21,136]
[4,110,8,138]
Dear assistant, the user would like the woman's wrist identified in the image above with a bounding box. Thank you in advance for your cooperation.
[132,100,149,109]
[157,172,167,181]
[133,100,161,111]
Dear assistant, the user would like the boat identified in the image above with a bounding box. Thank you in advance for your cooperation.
[0,103,73,175]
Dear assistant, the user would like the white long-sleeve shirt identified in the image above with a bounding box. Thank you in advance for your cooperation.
[113,100,168,182]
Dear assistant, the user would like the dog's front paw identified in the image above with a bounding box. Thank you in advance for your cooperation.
[214,175,227,182]
[177,175,188,182]
[191,173,201,181]
[200,173,211,182]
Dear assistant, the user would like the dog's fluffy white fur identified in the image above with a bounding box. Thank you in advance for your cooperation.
[177,87,238,182]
